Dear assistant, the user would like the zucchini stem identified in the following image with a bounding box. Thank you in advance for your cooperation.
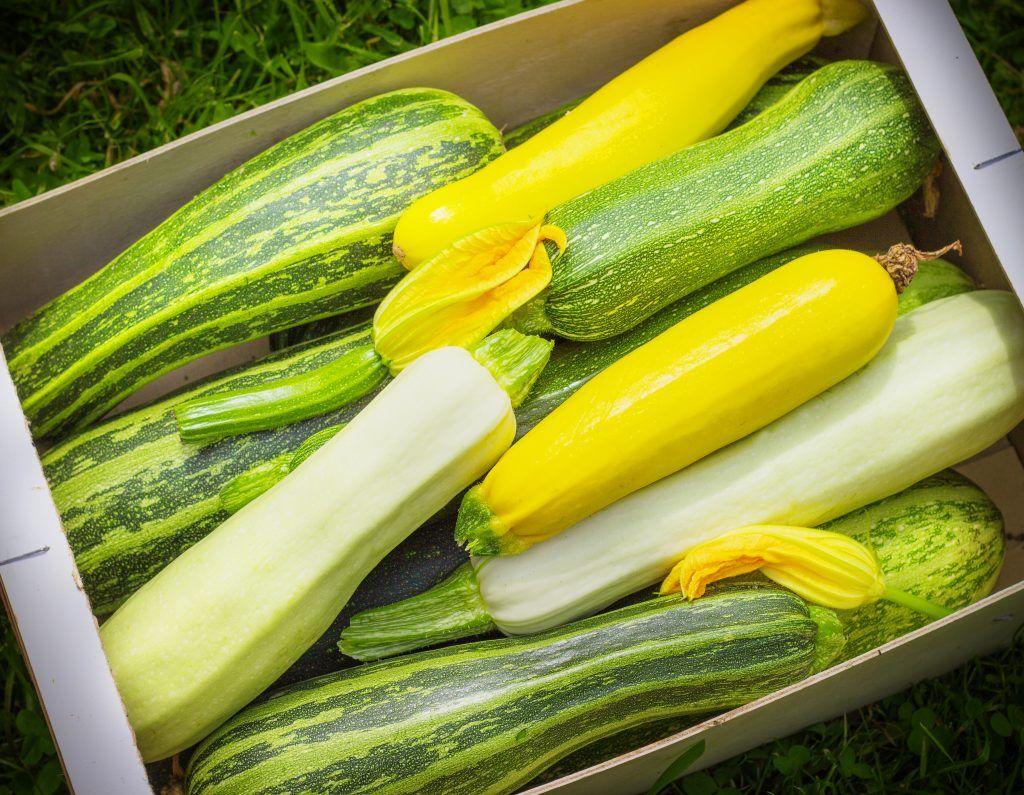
[338,563,495,661]
[469,329,553,407]
[882,585,954,621]
[875,240,962,293]
[175,342,387,444]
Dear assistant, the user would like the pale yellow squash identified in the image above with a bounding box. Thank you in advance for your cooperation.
[392,0,868,268]
[455,249,899,556]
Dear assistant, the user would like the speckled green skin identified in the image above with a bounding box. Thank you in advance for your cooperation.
[525,61,940,341]
[42,322,380,616]
[4,89,503,439]
[828,469,1003,658]
[186,586,836,795]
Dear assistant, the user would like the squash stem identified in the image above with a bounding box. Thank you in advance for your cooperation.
[175,342,387,444]
[882,585,954,621]
[875,240,962,293]
[469,329,553,407]
[338,563,495,661]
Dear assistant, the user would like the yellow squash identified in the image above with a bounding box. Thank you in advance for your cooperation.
[455,249,900,556]
[392,0,868,268]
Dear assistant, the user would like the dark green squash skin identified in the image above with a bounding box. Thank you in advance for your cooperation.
[5,89,503,439]
[530,61,941,341]
[186,586,831,795]
[42,324,381,617]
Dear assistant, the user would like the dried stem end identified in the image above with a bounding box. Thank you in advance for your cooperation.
[875,240,963,294]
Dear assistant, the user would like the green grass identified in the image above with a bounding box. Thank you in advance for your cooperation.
[0,0,1021,792]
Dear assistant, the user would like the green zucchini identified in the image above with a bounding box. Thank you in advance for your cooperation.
[828,469,1003,658]
[44,256,969,617]
[511,60,940,341]
[186,586,842,795]
[4,89,503,439]
[44,323,381,617]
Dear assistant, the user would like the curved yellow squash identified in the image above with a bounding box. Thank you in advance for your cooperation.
[392,0,868,268]
[455,249,898,556]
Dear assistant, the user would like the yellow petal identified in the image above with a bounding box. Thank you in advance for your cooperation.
[660,525,888,611]
[373,222,562,372]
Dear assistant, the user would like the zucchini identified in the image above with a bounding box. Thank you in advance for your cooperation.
[3,89,503,439]
[187,586,842,795]
[340,291,1024,655]
[512,60,940,341]
[523,471,1005,785]
[499,56,823,152]
[829,469,1004,658]
[457,249,902,556]
[393,0,867,267]
[45,257,965,616]
[101,336,549,762]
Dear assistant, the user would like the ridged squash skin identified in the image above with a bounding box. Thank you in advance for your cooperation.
[392,0,866,268]
[100,347,516,762]
[523,60,940,341]
[4,89,502,439]
[43,258,967,616]
[186,587,835,795]
[477,291,1024,635]
[458,250,898,555]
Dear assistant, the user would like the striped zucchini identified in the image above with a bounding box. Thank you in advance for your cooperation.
[44,324,381,617]
[4,89,503,439]
[44,257,968,616]
[830,469,1004,658]
[186,586,841,795]
[511,60,940,341]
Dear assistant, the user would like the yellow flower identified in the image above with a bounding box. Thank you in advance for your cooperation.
[373,221,566,373]
[660,525,951,619]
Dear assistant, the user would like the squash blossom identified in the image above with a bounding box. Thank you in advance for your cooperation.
[660,525,953,620]
[373,221,566,373]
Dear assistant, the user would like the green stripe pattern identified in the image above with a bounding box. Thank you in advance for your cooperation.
[4,89,503,439]
[42,322,380,616]
[530,60,940,341]
[186,586,831,795]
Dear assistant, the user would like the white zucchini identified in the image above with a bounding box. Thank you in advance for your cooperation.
[101,346,518,762]
[477,291,1024,635]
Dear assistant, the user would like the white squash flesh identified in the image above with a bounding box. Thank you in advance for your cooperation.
[477,291,1024,635]
[101,346,516,761]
